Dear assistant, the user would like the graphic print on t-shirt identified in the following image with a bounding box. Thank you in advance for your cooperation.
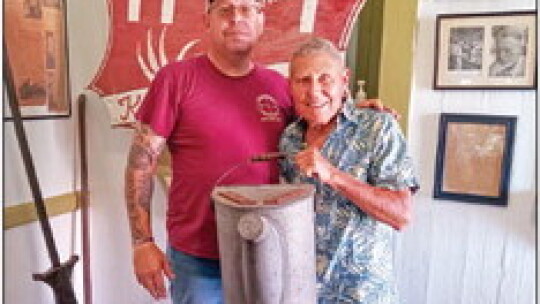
[257,94,282,123]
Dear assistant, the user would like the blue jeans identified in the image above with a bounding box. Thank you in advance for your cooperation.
[167,247,223,304]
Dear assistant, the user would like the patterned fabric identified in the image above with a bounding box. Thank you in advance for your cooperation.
[279,100,419,304]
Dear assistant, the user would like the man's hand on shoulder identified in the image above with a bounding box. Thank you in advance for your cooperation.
[356,98,401,120]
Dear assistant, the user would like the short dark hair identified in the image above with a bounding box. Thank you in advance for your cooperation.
[207,0,264,12]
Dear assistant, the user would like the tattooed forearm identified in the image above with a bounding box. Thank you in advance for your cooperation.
[125,169,153,244]
[125,124,166,246]
[128,144,154,170]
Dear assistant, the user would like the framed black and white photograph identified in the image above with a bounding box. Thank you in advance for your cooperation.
[434,11,536,89]
[433,114,516,206]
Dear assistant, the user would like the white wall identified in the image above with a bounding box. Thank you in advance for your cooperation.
[4,2,84,301]
[68,0,171,303]
[396,1,536,304]
[4,33,83,304]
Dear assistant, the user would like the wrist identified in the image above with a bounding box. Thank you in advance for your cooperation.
[133,236,155,247]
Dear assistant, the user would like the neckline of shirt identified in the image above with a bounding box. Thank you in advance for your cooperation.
[202,54,259,80]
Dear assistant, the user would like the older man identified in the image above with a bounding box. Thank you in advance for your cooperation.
[489,25,527,77]
[280,37,419,303]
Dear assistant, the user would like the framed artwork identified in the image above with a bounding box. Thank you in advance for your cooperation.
[433,114,517,206]
[434,11,537,90]
[4,0,71,120]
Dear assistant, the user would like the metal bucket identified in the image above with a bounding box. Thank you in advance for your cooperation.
[212,184,317,304]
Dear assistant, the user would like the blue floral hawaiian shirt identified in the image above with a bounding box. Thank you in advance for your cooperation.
[279,101,419,304]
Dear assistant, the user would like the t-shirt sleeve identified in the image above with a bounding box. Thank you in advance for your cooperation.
[368,114,419,192]
[135,66,181,138]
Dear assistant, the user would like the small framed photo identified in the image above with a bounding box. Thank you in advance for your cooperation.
[4,0,71,120]
[434,11,537,90]
[433,114,517,206]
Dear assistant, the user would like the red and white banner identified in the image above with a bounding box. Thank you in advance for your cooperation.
[87,0,366,126]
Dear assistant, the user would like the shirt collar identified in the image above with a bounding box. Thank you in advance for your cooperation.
[340,98,358,124]
[291,98,357,143]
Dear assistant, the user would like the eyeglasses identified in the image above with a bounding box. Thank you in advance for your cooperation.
[211,3,263,19]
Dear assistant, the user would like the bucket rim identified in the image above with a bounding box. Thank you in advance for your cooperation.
[211,184,315,208]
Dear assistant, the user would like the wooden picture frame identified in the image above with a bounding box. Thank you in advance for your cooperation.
[433,114,517,206]
[434,11,537,90]
[4,0,71,120]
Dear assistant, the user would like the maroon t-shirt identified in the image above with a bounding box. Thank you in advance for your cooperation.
[136,55,293,259]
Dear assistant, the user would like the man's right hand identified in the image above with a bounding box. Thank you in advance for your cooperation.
[133,242,175,300]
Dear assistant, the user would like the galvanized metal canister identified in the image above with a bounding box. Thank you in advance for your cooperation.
[212,184,317,304]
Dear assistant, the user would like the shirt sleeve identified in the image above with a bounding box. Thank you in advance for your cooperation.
[367,114,419,192]
[135,66,181,138]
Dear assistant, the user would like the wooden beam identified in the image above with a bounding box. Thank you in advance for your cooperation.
[378,0,419,134]
[4,192,80,230]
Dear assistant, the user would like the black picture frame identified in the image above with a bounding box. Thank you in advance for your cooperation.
[3,0,71,120]
[433,11,537,90]
[433,114,517,206]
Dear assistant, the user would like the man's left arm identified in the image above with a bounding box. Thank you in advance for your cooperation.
[325,167,412,230]
[295,116,417,230]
